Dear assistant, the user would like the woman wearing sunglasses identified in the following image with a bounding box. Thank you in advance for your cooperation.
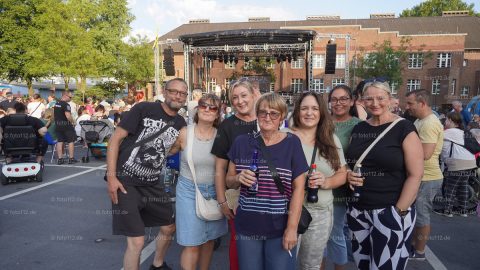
[171,94,228,270]
[346,81,423,270]
[285,92,347,270]
[212,80,258,270]
[319,85,362,270]
[226,93,308,270]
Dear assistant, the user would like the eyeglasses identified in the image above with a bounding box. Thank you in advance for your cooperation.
[362,96,389,103]
[330,96,351,104]
[166,88,188,98]
[257,110,281,120]
[198,102,219,112]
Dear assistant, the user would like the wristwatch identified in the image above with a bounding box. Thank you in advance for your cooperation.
[394,206,409,217]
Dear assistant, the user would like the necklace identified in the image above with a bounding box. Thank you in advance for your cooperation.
[195,126,215,141]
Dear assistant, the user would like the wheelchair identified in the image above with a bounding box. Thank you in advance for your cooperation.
[1,114,45,185]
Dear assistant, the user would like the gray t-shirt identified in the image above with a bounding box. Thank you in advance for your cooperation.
[180,125,217,184]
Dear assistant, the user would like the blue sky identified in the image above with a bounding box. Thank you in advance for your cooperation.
[127,0,480,40]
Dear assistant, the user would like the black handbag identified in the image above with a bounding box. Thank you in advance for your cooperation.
[256,134,313,234]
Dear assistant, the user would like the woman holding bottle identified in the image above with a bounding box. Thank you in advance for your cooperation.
[285,92,347,270]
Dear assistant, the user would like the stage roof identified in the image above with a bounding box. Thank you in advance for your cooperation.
[179,29,315,47]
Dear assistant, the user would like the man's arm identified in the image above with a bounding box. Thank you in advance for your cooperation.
[65,111,74,125]
[106,126,129,204]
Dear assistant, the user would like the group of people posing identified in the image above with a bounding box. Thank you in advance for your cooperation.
[106,77,474,270]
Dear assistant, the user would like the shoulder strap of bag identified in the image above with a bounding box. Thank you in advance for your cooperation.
[186,125,200,190]
[354,118,403,169]
[256,134,285,195]
[29,102,42,116]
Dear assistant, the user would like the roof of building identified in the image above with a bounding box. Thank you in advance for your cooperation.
[160,16,480,51]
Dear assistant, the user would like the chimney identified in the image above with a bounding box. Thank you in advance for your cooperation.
[248,17,270,22]
[306,15,341,20]
[442,10,470,17]
[188,19,210,24]
[370,13,395,19]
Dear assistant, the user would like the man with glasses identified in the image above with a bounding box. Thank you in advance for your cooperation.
[107,78,188,270]
[54,91,77,164]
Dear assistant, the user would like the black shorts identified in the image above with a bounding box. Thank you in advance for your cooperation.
[55,127,76,143]
[112,184,174,237]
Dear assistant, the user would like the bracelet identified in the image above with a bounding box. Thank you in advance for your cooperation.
[218,200,228,207]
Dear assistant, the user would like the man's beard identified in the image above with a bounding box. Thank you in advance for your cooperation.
[165,99,182,111]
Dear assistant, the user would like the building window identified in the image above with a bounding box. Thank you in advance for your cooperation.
[269,82,275,92]
[291,79,304,93]
[432,79,441,95]
[336,54,346,69]
[408,53,423,69]
[436,53,451,68]
[291,58,304,69]
[463,59,468,67]
[390,82,398,95]
[407,79,421,91]
[208,78,217,92]
[461,86,469,97]
[332,78,345,88]
[225,62,235,69]
[312,79,326,93]
[312,54,325,69]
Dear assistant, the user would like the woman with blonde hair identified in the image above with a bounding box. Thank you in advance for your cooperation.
[346,81,423,270]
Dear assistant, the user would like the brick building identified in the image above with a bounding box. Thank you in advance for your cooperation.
[158,13,480,111]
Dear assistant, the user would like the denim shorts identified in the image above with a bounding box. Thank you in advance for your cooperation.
[175,175,228,246]
[414,179,442,227]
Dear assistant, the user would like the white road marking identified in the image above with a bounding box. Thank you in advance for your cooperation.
[45,164,107,170]
[425,245,448,270]
[0,164,106,201]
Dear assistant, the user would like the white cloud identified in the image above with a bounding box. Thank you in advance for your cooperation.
[124,28,156,43]
[145,0,294,35]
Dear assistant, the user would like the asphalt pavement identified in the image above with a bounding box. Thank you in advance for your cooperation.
[0,146,479,270]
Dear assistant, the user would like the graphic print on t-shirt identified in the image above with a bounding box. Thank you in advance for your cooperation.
[122,117,179,182]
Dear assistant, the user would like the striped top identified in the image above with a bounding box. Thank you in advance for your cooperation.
[228,132,309,238]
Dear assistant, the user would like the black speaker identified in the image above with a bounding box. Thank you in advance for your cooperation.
[325,43,337,74]
[163,48,175,76]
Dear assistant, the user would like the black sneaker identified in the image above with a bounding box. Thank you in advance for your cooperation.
[57,158,65,165]
[68,158,78,164]
[149,262,172,270]
[433,209,453,218]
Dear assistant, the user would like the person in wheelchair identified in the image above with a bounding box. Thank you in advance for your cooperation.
[0,102,48,164]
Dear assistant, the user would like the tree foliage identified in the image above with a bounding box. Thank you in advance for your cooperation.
[114,34,155,89]
[400,0,478,17]
[1,0,134,96]
[353,39,408,87]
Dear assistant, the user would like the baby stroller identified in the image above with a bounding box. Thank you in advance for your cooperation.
[79,120,114,163]
[1,114,44,185]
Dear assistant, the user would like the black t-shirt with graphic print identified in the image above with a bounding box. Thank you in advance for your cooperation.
[117,102,186,186]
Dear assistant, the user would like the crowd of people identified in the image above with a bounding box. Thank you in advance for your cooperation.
[101,77,480,270]
[2,75,477,270]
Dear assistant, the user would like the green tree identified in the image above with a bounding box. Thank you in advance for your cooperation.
[353,39,409,87]
[400,0,478,17]
[114,34,155,91]
[0,0,47,95]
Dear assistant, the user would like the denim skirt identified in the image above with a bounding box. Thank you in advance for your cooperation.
[175,175,228,246]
